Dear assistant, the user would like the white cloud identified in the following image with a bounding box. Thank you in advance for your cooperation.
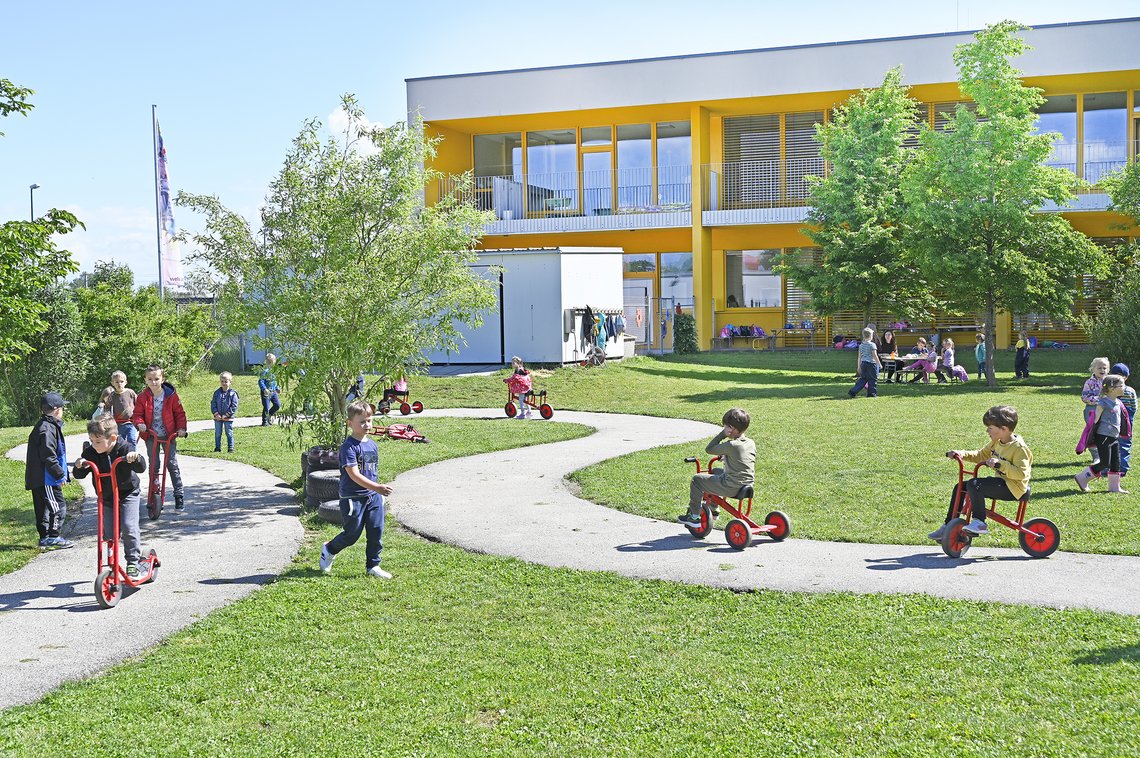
[326,106,385,157]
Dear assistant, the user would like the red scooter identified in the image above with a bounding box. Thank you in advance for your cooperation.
[146,435,175,520]
[81,456,160,609]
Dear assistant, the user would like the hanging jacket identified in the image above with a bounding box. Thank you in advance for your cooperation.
[132,381,188,441]
[596,315,606,347]
[615,314,626,335]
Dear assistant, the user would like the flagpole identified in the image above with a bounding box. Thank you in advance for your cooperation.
[152,104,164,298]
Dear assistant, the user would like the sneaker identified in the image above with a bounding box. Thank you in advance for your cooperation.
[213,447,221,453]
[928,524,947,541]
[125,563,140,579]
[366,566,393,579]
[319,543,335,574]
[677,512,703,527]
[38,537,52,549]
[228,448,234,453]
[174,496,185,511]
[46,537,75,550]
[964,519,989,535]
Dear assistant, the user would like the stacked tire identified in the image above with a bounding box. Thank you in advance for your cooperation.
[303,446,344,526]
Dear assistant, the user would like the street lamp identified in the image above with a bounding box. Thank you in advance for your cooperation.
[29,183,40,221]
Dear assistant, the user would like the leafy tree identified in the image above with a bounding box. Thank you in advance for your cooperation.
[73,262,219,404]
[779,68,932,327]
[903,21,1104,387]
[0,79,82,363]
[1083,159,1140,366]
[1101,160,1140,231]
[1,285,88,424]
[180,95,496,446]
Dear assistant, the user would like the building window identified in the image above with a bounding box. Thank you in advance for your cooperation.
[623,254,656,273]
[656,122,691,206]
[1083,92,1127,184]
[582,126,612,146]
[660,252,693,305]
[472,133,522,215]
[1034,95,1077,174]
[526,129,578,213]
[725,250,781,308]
[617,124,652,209]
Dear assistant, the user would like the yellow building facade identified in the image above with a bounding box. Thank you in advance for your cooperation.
[408,18,1140,351]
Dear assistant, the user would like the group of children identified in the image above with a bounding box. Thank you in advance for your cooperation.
[1075,357,1135,494]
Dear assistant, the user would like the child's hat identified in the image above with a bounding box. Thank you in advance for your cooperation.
[1111,362,1130,377]
[41,391,69,409]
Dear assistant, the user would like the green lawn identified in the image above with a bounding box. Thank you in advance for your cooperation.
[2,418,1138,755]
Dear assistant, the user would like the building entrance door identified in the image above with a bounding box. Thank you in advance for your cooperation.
[623,281,653,348]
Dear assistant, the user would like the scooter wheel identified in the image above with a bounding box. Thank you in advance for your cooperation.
[95,568,121,609]
[400,402,412,415]
[504,402,517,418]
[145,549,160,583]
[1019,517,1060,558]
[941,517,971,559]
[412,401,424,413]
[685,504,715,539]
[539,404,554,420]
[725,518,753,550]
[764,510,792,541]
[147,495,161,521]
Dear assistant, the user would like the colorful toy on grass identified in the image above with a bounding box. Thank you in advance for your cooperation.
[376,378,423,416]
[504,386,554,419]
[82,456,160,609]
[940,453,1060,559]
[681,455,791,550]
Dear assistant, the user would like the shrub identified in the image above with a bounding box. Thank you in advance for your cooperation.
[674,312,699,354]
[1082,263,1140,372]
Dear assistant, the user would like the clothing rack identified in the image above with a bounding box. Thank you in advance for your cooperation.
[566,306,623,315]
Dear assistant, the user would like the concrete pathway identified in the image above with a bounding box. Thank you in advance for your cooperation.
[0,418,303,709]
[399,409,1140,617]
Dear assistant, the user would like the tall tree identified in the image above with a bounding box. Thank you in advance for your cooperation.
[778,68,932,328]
[180,95,496,445]
[903,21,1104,387]
[0,79,82,363]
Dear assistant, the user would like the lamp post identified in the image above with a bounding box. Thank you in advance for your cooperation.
[29,183,40,221]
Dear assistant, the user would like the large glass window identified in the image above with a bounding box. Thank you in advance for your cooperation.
[623,254,656,273]
[582,152,612,216]
[1083,92,1127,184]
[1033,95,1077,174]
[473,133,522,216]
[656,121,691,206]
[725,250,781,309]
[660,252,693,305]
[526,129,578,214]
[582,126,612,146]
[617,124,652,209]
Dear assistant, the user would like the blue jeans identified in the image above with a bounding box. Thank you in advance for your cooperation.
[261,391,280,424]
[849,361,879,397]
[214,420,234,451]
[976,361,987,379]
[117,422,138,450]
[1119,435,1131,476]
[327,492,385,568]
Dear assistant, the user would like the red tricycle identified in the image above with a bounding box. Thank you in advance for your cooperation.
[504,387,554,419]
[682,456,791,550]
[377,387,424,416]
[145,435,175,521]
[82,456,160,609]
[940,453,1060,559]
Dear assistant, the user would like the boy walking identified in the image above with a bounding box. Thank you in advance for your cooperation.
[929,405,1032,539]
[211,371,239,452]
[319,400,394,578]
[678,408,756,527]
[25,392,75,549]
[1112,363,1135,479]
[73,415,149,577]
[132,365,188,512]
[847,327,882,398]
[259,353,281,426]
[99,371,138,449]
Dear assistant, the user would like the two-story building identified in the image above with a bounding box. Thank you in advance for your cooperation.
[407,17,1140,352]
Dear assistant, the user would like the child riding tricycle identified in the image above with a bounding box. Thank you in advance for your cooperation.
[680,455,791,550]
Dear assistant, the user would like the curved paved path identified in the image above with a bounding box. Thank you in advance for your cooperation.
[400,409,1140,616]
[0,418,302,709]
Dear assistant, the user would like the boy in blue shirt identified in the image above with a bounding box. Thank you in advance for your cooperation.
[319,400,393,578]
[211,371,239,453]
[25,392,74,549]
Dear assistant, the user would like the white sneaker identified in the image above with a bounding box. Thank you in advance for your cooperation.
[928,524,947,541]
[964,519,989,535]
[319,543,334,574]
[366,566,393,579]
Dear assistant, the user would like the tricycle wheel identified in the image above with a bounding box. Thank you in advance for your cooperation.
[95,568,121,609]
[504,402,517,418]
[539,404,554,420]
[1019,517,1060,558]
[685,504,714,539]
[764,510,791,541]
[399,402,412,415]
[412,401,424,414]
[145,549,160,583]
[147,493,161,521]
[941,517,971,558]
[725,518,753,550]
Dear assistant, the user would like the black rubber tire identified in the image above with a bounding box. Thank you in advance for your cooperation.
[95,568,121,609]
[305,446,339,472]
[540,404,554,419]
[1019,517,1061,558]
[145,549,160,583]
[317,499,343,525]
[725,518,753,550]
[685,504,715,539]
[941,517,971,558]
[505,402,517,418]
[306,470,340,504]
[412,401,424,413]
[764,510,792,541]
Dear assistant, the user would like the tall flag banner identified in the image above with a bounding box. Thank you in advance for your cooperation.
[154,111,185,291]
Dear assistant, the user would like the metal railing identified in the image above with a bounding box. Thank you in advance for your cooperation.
[700,159,826,212]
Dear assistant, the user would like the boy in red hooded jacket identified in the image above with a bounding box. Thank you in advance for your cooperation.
[132,364,188,512]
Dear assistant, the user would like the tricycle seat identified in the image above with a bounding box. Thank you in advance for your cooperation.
[735,485,754,500]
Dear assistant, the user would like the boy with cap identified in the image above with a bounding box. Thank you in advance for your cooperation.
[24,392,74,549]
[1112,363,1135,479]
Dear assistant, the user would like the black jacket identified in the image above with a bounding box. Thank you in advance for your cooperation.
[24,414,67,490]
[73,438,148,504]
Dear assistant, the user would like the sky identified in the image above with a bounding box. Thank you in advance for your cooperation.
[2,0,1137,286]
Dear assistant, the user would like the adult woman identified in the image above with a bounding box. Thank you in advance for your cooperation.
[878,330,900,383]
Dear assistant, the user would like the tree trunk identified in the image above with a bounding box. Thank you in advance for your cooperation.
[985,294,998,389]
[862,301,872,333]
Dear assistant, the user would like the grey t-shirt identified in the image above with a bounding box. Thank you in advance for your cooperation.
[151,392,167,438]
[858,341,878,364]
[1096,396,1121,437]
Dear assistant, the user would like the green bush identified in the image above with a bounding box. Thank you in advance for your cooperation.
[673,312,699,354]
[1083,264,1140,372]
